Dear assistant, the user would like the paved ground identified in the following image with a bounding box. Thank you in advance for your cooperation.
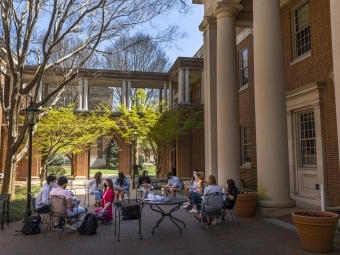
[1,185,340,255]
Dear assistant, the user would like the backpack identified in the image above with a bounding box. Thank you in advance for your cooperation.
[77,213,98,235]
[20,215,42,235]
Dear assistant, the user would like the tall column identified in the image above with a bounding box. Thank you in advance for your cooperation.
[178,68,184,104]
[330,0,340,165]
[254,0,295,208]
[37,79,43,102]
[121,80,126,106]
[127,81,131,110]
[201,70,204,104]
[214,3,242,187]
[169,81,173,107]
[78,79,83,110]
[198,16,219,178]
[199,16,218,178]
[164,82,168,108]
[83,78,88,110]
[185,69,190,103]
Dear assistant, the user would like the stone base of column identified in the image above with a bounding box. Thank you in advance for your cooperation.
[31,176,40,185]
[74,176,87,181]
[256,206,305,218]
[258,197,296,208]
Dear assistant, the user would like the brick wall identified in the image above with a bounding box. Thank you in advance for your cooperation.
[280,0,340,205]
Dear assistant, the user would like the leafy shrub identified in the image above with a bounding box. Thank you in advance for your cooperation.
[47,166,66,177]
[49,155,65,166]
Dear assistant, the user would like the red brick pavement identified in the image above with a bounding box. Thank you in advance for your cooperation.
[1,196,340,255]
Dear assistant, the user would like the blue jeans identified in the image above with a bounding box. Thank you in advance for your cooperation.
[190,191,202,205]
[90,189,103,201]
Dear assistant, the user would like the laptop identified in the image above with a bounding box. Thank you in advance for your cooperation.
[97,184,104,191]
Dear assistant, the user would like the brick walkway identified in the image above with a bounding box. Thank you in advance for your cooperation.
[1,189,340,255]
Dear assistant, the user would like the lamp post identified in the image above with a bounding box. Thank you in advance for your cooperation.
[132,128,138,189]
[23,100,40,222]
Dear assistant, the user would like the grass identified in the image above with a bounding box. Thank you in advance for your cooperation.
[10,185,41,222]
[63,165,156,177]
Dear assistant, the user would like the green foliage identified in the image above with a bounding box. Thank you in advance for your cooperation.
[49,155,65,166]
[47,166,66,177]
[105,138,119,169]
[10,186,41,222]
[115,89,203,177]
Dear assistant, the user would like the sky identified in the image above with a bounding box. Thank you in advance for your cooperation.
[141,3,204,65]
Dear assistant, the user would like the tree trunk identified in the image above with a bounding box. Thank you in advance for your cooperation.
[39,160,48,187]
[1,146,17,198]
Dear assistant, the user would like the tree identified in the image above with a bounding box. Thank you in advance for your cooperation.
[105,138,119,170]
[116,89,203,178]
[34,104,116,185]
[0,0,191,194]
[102,32,172,110]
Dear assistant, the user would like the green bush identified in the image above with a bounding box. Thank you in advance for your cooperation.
[10,186,41,222]
[47,165,66,177]
[49,155,65,166]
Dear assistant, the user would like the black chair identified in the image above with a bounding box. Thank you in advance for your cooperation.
[201,192,228,235]
[224,196,240,225]
[0,194,10,230]
[175,179,185,197]
[29,193,49,223]
[114,200,142,241]
[44,195,80,240]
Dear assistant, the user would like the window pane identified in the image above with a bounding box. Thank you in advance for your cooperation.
[300,111,316,167]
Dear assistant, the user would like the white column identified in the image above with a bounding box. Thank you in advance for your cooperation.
[254,0,295,208]
[37,79,43,102]
[169,81,173,107]
[164,82,168,108]
[201,70,204,104]
[199,16,218,178]
[214,3,242,187]
[127,81,131,111]
[83,78,88,110]
[178,68,184,104]
[78,79,83,110]
[185,69,190,103]
[121,80,126,106]
[330,0,340,165]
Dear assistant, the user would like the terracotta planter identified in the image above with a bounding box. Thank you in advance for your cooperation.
[235,193,258,217]
[292,210,339,253]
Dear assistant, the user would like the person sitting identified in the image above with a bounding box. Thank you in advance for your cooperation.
[94,178,114,224]
[35,175,56,214]
[185,172,207,213]
[162,172,182,198]
[87,171,103,207]
[114,172,130,201]
[50,176,87,232]
[224,179,238,209]
[184,170,198,197]
[193,175,224,227]
[138,170,152,193]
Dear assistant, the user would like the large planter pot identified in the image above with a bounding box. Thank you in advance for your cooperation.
[292,210,339,253]
[235,193,258,217]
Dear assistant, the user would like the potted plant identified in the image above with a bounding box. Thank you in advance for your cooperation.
[235,191,258,217]
[292,210,339,253]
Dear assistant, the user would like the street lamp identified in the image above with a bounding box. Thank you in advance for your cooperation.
[132,127,138,189]
[23,100,40,222]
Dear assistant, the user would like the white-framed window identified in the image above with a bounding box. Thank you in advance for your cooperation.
[292,0,311,59]
[241,126,251,166]
[239,47,249,88]
[298,111,317,167]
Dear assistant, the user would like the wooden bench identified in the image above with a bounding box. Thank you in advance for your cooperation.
[0,194,10,229]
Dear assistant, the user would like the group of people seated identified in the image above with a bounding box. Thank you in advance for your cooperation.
[35,175,87,232]
[182,170,238,227]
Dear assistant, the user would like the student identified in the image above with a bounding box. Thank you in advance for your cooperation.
[35,175,56,214]
[50,176,87,232]
[114,172,130,201]
[94,178,114,224]
[193,175,223,227]
[87,172,103,207]
[138,170,152,192]
[162,172,182,198]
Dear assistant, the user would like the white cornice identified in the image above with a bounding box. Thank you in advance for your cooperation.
[236,28,252,45]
